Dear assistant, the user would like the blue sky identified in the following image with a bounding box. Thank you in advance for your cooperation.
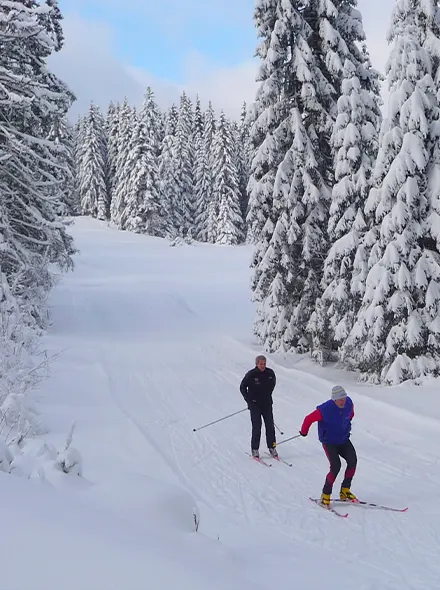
[58,0,256,83]
[51,0,394,119]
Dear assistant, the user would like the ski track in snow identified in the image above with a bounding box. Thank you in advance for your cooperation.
[40,218,440,589]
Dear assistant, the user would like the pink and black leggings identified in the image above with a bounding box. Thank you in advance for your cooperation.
[322,440,357,495]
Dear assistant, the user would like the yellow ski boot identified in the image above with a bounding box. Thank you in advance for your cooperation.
[320,493,331,507]
[340,487,357,502]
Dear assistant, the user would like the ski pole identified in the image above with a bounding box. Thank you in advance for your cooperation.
[192,408,248,432]
[274,422,284,435]
[277,434,302,446]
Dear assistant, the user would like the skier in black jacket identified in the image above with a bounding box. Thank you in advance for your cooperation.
[240,355,277,458]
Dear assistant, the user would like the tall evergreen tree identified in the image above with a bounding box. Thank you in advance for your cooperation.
[48,116,78,215]
[106,101,120,206]
[79,103,108,219]
[236,102,252,218]
[0,0,75,328]
[248,0,385,353]
[110,100,136,226]
[210,112,244,245]
[158,105,179,236]
[120,88,162,235]
[342,0,440,383]
[194,102,215,241]
[193,95,204,151]
[246,0,291,341]
[173,92,194,236]
[249,0,333,350]
[309,57,382,357]
[246,0,279,247]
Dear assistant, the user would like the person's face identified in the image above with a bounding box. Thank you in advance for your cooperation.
[334,398,346,408]
[257,359,266,371]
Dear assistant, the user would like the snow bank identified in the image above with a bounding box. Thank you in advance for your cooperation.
[83,471,200,533]
[0,470,259,590]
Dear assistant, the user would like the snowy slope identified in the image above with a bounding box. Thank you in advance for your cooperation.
[12,217,440,589]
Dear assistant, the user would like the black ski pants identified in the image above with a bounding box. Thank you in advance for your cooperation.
[249,402,276,450]
[322,439,357,495]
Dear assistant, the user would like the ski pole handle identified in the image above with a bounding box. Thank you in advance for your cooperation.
[274,422,284,435]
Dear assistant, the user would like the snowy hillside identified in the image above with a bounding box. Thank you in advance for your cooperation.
[7,217,440,589]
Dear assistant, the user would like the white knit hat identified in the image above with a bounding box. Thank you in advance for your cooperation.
[331,385,347,400]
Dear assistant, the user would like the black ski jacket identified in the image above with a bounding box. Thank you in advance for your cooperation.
[240,367,276,407]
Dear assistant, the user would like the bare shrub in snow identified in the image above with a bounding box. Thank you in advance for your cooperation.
[54,422,83,476]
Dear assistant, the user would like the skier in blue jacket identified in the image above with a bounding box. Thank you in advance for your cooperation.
[300,385,357,507]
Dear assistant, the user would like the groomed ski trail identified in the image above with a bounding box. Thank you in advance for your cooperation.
[41,218,440,590]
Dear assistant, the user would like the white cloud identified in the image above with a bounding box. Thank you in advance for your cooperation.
[49,13,256,120]
[130,52,258,115]
[48,15,144,118]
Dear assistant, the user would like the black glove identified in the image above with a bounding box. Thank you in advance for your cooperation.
[299,431,307,437]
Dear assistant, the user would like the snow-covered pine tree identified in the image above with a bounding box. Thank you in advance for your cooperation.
[158,104,179,237]
[249,0,333,350]
[305,0,380,118]
[310,57,382,357]
[110,100,136,226]
[209,112,244,245]
[106,101,120,207]
[0,0,75,329]
[173,92,195,236]
[174,92,195,236]
[296,0,382,359]
[79,102,109,219]
[38,0,64,52]
[194,102,215,241]
[48,116,78,216]
[193,96,204,153]
[155,109,166,150]
[342,0,440,384]
[120,88,163,235]
[141,86,162,154]
[246,0,279,247]
[73,116,86,212]
[246,0,290,341]
[236,102,252,219]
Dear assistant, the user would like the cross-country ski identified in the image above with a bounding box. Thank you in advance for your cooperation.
[333,499,409,512]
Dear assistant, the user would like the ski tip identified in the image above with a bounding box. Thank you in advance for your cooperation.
[309,498,348,517]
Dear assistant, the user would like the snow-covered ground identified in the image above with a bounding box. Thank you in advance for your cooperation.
[5,216,440,589]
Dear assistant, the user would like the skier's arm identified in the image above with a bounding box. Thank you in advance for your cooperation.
[240,373,250,402]
[350,404,354,420]
[269,369,276,394]
[300,409,323,436]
